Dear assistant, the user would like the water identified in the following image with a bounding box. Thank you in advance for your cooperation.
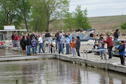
[0,59,125,84]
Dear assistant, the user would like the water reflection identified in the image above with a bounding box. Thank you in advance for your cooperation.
[0,60,125,84]
[22,64,35,84]
[121,80,126,84]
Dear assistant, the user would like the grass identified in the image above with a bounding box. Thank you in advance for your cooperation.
[50,15,126,33]
[89,15,126,33]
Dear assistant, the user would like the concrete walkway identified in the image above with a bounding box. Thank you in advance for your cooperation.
[0,51,126,74]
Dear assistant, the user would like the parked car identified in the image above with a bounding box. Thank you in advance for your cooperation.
[113,39,126,57]
[0,41,5,48]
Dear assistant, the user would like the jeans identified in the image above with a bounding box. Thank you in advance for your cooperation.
[120,55,125,65]
[58,43,64,54]
[12,40,15,47]
[32,46,36,54]
[39,43,45,53]
[35,45,38,53]
[26,45,31,56]
[56,41,59,50]
[99,48,106,60]
[76,48,80,56]
[66,44,70,54]
[13,40,18,47]
[108,46,113,59]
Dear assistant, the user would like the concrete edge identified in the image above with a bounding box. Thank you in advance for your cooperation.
[55,54,126,74]
[0,53,126,74]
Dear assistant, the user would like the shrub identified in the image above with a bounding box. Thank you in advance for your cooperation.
[121,23,126,30]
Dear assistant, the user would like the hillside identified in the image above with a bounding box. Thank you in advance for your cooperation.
[50,15,126,33]
[89,15,126,33]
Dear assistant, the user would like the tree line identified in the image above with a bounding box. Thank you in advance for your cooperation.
[0,0,91,32]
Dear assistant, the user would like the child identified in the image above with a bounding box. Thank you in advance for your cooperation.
[98,36,107,60]
[70,37,76,56]
[31,36,37,55]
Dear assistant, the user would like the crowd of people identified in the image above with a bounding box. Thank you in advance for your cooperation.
[11,31,81,57]
[11,29,126,65]
[93,29,125,65]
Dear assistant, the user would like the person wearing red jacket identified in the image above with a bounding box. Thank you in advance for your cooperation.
[14,34,19,47]
[104,34,114,59]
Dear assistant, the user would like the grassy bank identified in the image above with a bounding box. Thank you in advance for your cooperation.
[89,15,126,33]
[49,15,126,33]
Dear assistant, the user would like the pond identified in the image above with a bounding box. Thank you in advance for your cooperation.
[0,59,125,84]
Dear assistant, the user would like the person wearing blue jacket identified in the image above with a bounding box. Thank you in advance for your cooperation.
[118,41,125,65]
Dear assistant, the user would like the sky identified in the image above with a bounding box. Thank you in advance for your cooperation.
[69,0,126,17]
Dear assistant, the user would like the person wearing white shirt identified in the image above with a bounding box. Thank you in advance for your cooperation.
[38,35,45,53]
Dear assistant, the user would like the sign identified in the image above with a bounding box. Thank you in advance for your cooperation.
[4,26,15,30]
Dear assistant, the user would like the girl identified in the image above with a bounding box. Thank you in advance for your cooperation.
[70,37,76,56]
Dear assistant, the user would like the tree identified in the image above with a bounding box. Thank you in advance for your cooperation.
[0,11,6,29]
[74,6,91,30]
[121,23,126,30]
[18,0,31,31]
[64,6,91,31]
[0,0,22,28]
[64,12,75,31]
[30,0,69,32]
[0,0,31,30]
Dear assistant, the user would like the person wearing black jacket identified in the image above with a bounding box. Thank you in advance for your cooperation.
[76,36,81,56]
[20,36,26,55]
[26,34,31,56]
[113,29,120,41]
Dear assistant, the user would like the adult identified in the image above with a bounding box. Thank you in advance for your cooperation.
[113,29,120,41]
[11,32,16,47]
[14,33,19,47]
[55,32,60,50]
[45,32,51,53]
[45,32,51,38]
[58,34,64,54]
[26,34,31,56]
[65,35,70,54]
[76,36,81,56]
[20,36,26,55]
[104,34,114,59]
[38,35,45,53]
[118,41,125,65]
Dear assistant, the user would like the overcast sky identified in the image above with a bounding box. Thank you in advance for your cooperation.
[69,0,126,17]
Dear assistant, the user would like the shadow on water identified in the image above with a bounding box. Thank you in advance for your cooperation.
[0,59,125,84]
